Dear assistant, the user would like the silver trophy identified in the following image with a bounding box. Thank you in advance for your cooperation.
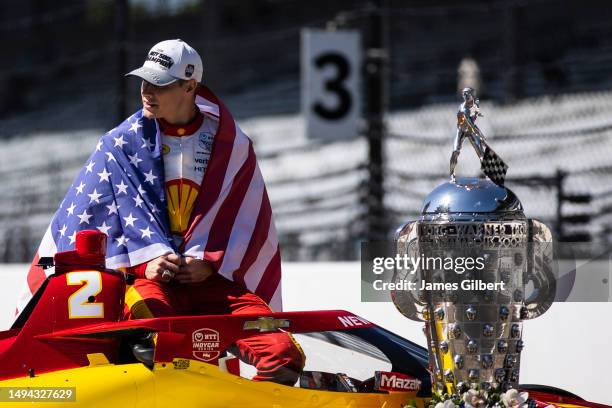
[391,91,555,394]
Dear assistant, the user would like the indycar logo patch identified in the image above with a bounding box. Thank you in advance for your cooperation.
[192,328,220,362]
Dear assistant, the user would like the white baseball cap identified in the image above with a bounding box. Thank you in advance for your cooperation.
[126,39,203,86]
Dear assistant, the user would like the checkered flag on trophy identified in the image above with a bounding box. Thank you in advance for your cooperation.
[481,146,508,186]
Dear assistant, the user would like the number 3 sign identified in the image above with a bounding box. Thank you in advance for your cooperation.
[302,29,361,140]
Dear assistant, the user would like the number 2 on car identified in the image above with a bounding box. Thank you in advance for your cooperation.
[66,271,104,319]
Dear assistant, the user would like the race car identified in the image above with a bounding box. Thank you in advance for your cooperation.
[0,230,431,407]
[0,230,607,408]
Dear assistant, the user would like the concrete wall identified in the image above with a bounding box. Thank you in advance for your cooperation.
[1,262,610,404]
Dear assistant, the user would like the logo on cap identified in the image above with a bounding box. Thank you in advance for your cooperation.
[185,64,195,78]
[147,51,174,69]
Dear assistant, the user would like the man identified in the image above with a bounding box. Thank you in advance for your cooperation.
[20,39,304,385]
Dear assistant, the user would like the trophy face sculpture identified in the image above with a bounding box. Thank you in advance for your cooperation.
[391,89,555,395]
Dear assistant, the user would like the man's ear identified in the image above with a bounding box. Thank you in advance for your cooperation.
[185,79,197,94]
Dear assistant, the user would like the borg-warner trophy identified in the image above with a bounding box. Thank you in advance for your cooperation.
[391,89,555,395]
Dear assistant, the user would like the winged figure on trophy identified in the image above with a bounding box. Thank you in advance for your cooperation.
[450,87,508,186]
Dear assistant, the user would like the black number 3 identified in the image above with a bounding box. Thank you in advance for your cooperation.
[313,52,352,120]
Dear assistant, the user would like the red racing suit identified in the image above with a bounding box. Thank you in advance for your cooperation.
[124,110,304,385]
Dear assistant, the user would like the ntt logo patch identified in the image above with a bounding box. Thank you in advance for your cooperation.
[375,371,422,392]
[192,328,220,362]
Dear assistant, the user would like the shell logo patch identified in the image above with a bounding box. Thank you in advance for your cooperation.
[162,144,170,155]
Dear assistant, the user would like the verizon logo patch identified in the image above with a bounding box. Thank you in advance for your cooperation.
[375,371,422,392]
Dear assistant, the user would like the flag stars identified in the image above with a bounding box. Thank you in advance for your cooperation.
[97,221,111,235]
[128,152,143,167]
[140,227,154,239]
[133,195,144,208]
[123,212,138,227]
[106,201,120,215]
[75,181,85,195]
[77,209,93,225]
[98,168,112,183]
[144,169,157,185]
[129,121,143,134]
[137,184,147,195]
[96,140,103,151]
[85,161,95,173]
[69,231,77,245]
[149,204,160,221]
[66,202,76,216]
[106,152,117,162]
[88,189,102,204]
[115,180,128,195]
[113,135,128,148]
[141,137,153,150]
[115,235,129,248]
[58,224,67,237]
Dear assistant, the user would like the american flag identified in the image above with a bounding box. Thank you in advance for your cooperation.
[16,87,282,315]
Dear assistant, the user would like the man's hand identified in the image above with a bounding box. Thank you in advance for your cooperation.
[174,257,214,284]
[145,254,181,282]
